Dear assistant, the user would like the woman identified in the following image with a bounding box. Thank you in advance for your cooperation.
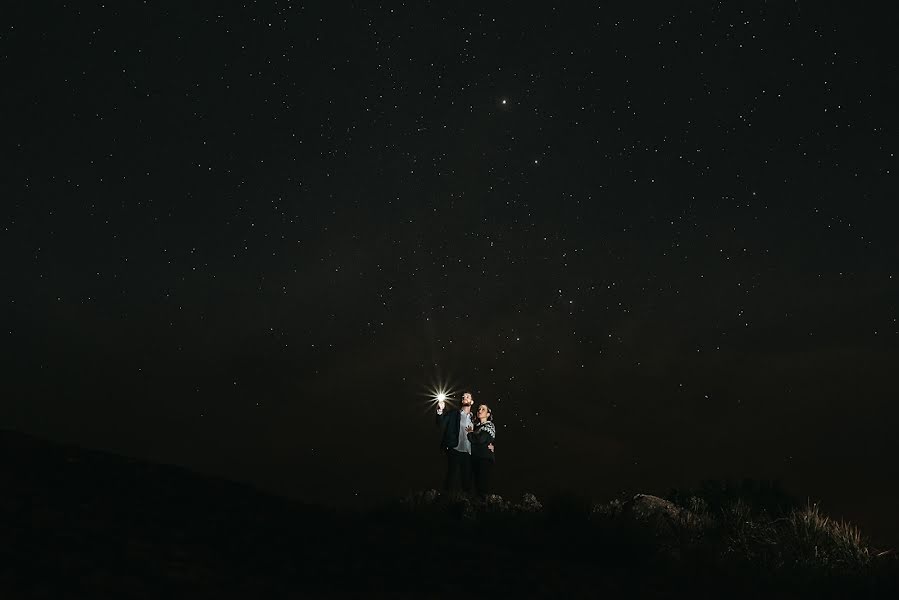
[467,404,496,498]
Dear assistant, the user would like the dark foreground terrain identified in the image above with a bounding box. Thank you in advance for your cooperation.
[2,429,896,598]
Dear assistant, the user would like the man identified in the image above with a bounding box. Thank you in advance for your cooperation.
[436,392,474,494]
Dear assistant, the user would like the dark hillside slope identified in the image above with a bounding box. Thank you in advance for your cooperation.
[1,429,895,598]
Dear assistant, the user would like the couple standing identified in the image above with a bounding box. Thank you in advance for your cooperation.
[435,392,496,498]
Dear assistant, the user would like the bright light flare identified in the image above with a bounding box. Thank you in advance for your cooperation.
[419,377,462,413]
[423,381,459,410]
[429,387,451,404]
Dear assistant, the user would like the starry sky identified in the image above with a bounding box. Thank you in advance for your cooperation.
[5,3,898,540]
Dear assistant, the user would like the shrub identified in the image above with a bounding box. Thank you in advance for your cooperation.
[781,502,872,574]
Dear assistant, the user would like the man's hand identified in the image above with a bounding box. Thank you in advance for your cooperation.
[437,399,445,412]
[488,443,495,452]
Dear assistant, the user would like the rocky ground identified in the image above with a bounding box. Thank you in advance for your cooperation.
[1,429,896,598]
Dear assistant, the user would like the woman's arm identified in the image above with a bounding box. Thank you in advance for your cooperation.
[467,428,493,444]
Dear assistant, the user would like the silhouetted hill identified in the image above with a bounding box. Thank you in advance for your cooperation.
[2,429,896,598]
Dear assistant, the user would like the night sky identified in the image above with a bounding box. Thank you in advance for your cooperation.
[5,3,898,541]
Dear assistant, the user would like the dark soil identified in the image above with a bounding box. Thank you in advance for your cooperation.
[1,429,895,598]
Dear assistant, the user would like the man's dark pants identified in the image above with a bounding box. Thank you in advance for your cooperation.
[443,449,472,493]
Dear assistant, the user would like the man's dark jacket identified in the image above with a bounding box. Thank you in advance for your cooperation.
[436,408,463,451]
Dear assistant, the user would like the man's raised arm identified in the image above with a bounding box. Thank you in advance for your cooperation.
[435,398,448,427]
